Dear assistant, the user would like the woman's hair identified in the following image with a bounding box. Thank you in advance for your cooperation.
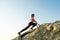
[31,14,35,17]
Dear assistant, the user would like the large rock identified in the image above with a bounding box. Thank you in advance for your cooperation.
[12,21,60,40]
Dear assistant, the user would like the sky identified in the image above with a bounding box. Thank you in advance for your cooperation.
[0,0,60,40]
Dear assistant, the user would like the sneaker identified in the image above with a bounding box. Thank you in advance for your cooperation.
[18,32,20,35]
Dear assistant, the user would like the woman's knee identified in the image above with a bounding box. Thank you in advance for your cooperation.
[33,23,37,27]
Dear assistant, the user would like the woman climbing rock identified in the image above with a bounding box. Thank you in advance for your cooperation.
[18,14,37,35]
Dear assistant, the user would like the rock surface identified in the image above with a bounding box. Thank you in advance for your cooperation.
[12,21,60,40]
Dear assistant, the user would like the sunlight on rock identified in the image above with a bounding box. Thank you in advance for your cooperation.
[12,21,60,40]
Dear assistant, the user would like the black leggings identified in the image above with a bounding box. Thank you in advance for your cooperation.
[20,22,37,32]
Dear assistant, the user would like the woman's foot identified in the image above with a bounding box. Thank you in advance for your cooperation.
[18,32,21,35]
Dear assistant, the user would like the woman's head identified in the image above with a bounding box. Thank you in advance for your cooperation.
[31,14,35,17]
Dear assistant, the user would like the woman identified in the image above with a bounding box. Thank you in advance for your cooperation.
[18,14,37,35]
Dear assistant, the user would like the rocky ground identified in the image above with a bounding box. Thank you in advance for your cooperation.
[12,21,60,40]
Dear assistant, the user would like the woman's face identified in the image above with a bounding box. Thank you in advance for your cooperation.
[31,14,35,17]
[31,16,34,18]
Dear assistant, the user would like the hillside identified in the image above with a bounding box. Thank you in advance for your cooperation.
[12,21,60,40]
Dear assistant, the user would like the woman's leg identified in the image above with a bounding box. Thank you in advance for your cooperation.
[20,24,31,32]
[31,23,37,29]
[18,22,31,34]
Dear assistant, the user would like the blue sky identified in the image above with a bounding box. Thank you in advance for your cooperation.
[0,0,60,40]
